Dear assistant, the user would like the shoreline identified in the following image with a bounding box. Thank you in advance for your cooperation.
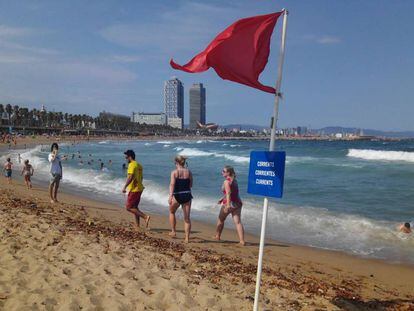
[1,136,413,266]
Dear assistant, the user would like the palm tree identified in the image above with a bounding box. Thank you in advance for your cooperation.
[19,108,29,127]
[0,104,4,125]
[5,104,12,125]
[12,105,19,126]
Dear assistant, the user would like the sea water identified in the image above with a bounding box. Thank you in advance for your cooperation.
[9,139,414,263]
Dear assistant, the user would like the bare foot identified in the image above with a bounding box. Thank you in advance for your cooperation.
[213,235,220,241]
[50,199,56,204]
[145,216,151,229]
[239,241,246,246]
[184,237,189,244]
[168,231,176,238]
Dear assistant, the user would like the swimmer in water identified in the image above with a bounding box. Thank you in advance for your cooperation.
[398,222,412,234]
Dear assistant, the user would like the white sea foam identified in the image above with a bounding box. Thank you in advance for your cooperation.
[347,149,414,163]
[156,140,173,144]
[177,148,213,157]
[177,147,249,163]
[241,200,414,260]
[222,154,249,163]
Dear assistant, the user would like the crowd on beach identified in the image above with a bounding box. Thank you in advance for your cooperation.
[2,142,248,244]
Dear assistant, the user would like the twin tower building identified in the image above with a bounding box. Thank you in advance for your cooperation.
[164,77,206,130]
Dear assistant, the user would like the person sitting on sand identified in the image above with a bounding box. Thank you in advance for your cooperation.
[398,223,412,234]
[214,166,245,246]
[168,155,193,243]
[3,157,13,184]
[21,159,34,189]
[48,143,62,203]
[122,150,150,230]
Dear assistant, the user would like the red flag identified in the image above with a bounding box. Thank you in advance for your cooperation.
[170,11,283,94]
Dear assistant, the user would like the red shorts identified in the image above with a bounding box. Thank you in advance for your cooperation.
[126,191,142,209]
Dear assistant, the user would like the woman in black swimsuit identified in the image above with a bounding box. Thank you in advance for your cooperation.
[168,155,193,243]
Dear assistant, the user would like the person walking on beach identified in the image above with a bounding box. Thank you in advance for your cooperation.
[214,166,245,246]
[21,159,34,189]
[122,150,150,230]
[3,157,13,184]
[168,155,193,243]
[48,143,62,203]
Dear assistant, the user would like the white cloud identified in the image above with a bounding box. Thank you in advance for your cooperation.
[316,35,341,44]
[0,23,138,109]
[99,2,242,54]
[0,52,43,63]
[0,24,58,58]
[303,34,342,45]
[0,25,37,37]
[108,54,142,63]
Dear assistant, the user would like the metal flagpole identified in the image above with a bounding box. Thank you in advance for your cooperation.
[253,9,288,311]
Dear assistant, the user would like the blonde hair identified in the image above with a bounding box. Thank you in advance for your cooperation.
[174,155,187,167]
[224,165,236,178]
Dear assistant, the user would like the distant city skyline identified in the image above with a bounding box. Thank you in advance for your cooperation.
[0,1,413,131]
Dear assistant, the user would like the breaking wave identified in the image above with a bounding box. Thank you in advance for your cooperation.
[347,149,414,163]
[176,147,249,163]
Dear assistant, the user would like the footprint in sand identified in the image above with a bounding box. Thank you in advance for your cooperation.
[114,281,125,296]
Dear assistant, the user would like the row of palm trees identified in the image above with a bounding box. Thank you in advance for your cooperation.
[0,104,94,129]
[0,104,182,133]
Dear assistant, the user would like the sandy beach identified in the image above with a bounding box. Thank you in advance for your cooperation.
[1,137,414,310]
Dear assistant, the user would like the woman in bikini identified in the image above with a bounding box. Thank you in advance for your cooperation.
[168,155,193,243]
[21,159,34,189]
[214,165,245,246]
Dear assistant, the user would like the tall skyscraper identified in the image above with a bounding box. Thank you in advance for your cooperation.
[189,83,206,129]
[164,77,184,129]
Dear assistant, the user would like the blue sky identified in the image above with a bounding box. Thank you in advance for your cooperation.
[0,1,412,130]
